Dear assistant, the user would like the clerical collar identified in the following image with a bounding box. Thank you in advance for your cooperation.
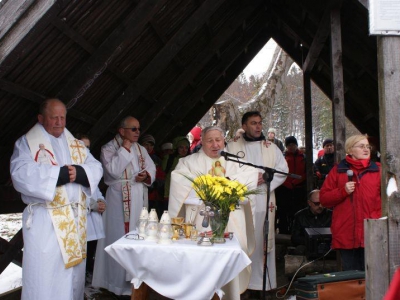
[242,132,266,142]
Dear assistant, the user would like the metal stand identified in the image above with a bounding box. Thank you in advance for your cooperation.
[262,169,274,300]
[222,155,300,300]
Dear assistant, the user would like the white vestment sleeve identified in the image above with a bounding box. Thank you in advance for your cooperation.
[141,146,156,186]
[10,136,61,202]
[79,151,103,197]
[168,158,193,218]
[101,144,136,180]
[269,146,288,192]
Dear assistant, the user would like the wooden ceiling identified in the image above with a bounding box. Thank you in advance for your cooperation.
[0,0,377,191]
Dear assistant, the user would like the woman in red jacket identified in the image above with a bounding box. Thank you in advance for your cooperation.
[320,134,381,271]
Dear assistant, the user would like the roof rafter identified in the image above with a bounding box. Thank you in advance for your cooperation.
[141,0,264,131]
[88,0,226,144]
[56,0,168,104]
[157,14,269,139]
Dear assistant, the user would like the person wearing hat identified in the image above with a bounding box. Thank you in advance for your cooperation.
[140,134,166,218]
[267,127,284,152]
[160,142,174,158]
[313,138,335,188]
[275,135,307,234]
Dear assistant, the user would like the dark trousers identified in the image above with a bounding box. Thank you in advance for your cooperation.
[340,248,365,271]
[86,240,98,273]
[275,185,307,234]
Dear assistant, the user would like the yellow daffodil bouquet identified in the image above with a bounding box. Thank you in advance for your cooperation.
[183,173,261,212]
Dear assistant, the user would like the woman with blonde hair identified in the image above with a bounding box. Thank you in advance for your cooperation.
[320,134,381,271]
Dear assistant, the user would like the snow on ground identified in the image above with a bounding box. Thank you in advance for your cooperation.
[0,213,23,294]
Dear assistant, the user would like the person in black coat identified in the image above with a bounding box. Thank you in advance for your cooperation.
[313,138,335,188]
[291,190,332,254]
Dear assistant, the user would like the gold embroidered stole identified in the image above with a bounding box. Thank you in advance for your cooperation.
[113,135,146,233]
[26,123,87,268]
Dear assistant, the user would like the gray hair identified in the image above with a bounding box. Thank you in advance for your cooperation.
[118,116,137,130]
[39,98,66,115]
[308,189,320,201]
[201,126,225,140]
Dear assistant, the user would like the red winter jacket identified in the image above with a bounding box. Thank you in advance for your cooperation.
[320,159,381,249]
[282,149,306,189]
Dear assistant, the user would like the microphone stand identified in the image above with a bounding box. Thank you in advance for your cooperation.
[223,155,300,300]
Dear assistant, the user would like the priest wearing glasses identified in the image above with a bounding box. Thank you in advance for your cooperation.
[92,116,156,296]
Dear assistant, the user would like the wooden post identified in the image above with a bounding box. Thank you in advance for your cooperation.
[131,283,149,300]
[303,72,314,193]
[364,219,389,300]
[330,8,346,162]
[377,36,400,283]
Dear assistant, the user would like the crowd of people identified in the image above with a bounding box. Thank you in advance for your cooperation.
[10,98,382,299]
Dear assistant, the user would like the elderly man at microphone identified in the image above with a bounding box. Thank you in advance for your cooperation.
[168,125,259,299]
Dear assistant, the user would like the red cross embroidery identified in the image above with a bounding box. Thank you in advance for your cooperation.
[268,202,275,213]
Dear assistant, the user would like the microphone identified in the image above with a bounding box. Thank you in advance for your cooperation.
[218,150,243,159]
[347,170,354,182]
[347,169,354,202]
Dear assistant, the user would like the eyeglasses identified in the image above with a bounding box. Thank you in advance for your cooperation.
[123,127,140,132]
[352,144,372,150]
[311,201,321,206]
[124,233,144,240]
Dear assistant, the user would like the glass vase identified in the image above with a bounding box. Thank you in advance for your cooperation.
[210,209,229,243]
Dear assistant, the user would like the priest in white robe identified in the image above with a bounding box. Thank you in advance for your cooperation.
[169,126,258,299]
[10,99,103,300]
[227,111,288,294]
[92,116,156,295]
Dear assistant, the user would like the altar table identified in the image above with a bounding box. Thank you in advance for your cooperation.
[105,232,251,300]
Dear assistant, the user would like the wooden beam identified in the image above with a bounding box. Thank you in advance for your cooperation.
[330,8,346,162]
[51,17,132,85]
[88,0,225,144]
[0,78,45,103]
[0,0,62,69]
[177,30,270,135]
[0,237,23,267]
[158,23,269,139]
[364,219,388,299]
[358,0,368,9]
[303,72,314,193]
[0,0,35,41]
[377,36,400,281]
[140,0,263,131]
[0,229,23,274]
[0,79,98,124]
[56,0,169,104]
[302,8,331,73]
[51,17,95,53]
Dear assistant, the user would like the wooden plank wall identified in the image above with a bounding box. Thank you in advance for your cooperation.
[377,36,400,297]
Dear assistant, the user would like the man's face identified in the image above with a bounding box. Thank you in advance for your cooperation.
[267,132,275,140]
[202,130,225,158]
[324,143,334,154]
[308,192,324,215]
[163,149,174,156]
[119,117,140,143]
[286,143,298,153]
[38,100,66,138]
[177,144,189,157]
[242,115,262,139]
[142,142,154,154]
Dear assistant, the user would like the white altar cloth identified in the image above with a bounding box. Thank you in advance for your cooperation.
[105,232,251,300]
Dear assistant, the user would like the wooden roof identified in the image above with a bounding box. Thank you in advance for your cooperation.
[0,0,377,194]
